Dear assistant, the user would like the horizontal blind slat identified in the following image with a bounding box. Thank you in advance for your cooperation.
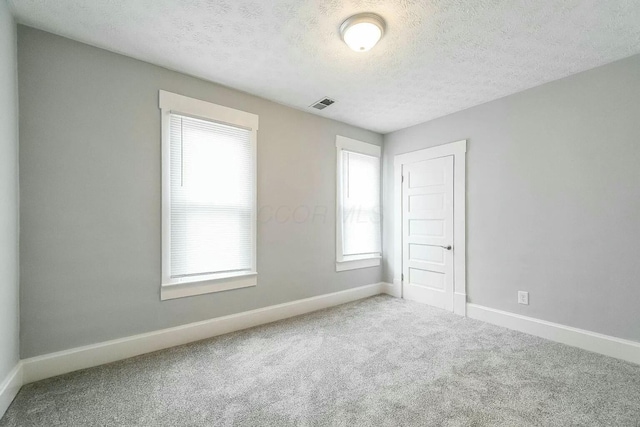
[170,114,254,277]
[342,150,381,256]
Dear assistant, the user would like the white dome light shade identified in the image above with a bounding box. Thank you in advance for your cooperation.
[343,22,382,52]
[340,13,386,52]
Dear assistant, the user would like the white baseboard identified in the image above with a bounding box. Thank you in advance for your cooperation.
[467,303,640,366]
[22,282,386,384]
[11,290,638,414]
[0,363,22,419]
[382,280,401,298]
[454,292,466,316]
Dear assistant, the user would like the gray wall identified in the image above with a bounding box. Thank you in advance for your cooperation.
[0,1,20,381]
[383,54,640,342]
[18,26,382,358]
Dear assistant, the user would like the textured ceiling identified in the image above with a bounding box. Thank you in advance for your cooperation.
[9,0,640,133]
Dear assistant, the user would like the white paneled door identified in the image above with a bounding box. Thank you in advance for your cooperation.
[402,156,454,311]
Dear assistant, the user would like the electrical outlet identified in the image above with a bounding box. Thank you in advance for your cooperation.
[518,291,529,305]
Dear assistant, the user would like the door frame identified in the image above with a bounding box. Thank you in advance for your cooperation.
[393,140,467,316]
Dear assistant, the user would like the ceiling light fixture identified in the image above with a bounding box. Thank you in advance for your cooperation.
[340,13,386,52]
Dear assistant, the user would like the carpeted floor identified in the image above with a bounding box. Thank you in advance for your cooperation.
[1,295,639,426]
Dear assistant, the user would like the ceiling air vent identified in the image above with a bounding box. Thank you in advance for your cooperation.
[310,97,335,110]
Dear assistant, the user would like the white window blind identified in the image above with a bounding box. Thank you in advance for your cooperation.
[169,114,254,278]
[339,149,381,258]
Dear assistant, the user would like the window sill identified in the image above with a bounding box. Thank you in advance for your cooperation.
[161,272,257,301]
[336,257,381,272]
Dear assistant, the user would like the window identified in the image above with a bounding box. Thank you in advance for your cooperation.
[159,90,258,300]
[335,136,381,271]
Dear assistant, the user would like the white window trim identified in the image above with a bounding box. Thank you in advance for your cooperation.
[159,90,259,300]
[335,135,382,272]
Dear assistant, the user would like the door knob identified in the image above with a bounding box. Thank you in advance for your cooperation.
[441,245,452,250]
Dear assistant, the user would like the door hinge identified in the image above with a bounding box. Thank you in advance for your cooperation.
[401,175,404,183]
[401,273,404,281]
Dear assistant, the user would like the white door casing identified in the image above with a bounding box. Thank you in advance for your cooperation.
[393,140,467,316]
[402,156,454,311]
